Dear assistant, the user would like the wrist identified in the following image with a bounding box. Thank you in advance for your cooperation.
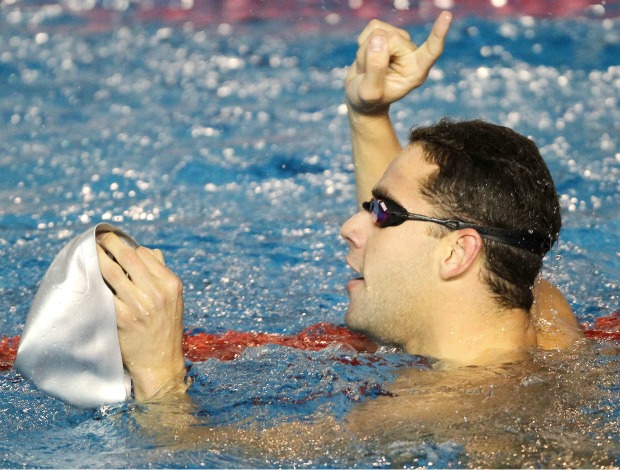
[130,361,188,402]
[347,105,391,119]
[347,106,391,132]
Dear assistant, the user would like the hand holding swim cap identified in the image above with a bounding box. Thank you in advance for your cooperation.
[97,232,187,401]
[345,11,452,116]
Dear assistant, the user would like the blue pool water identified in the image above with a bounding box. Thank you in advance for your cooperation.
[1,0,619,467]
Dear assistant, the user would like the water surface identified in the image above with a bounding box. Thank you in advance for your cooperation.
[0,1,619,467]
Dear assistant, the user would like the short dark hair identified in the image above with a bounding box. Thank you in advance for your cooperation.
[409,119,561,310]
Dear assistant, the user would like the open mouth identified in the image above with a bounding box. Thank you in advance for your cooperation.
[345,262,364,286]
[346,276,365,291]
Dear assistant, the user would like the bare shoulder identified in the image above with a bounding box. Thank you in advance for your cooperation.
[345,362,530,438]
[531,279,583,350]
[344,350,614,467]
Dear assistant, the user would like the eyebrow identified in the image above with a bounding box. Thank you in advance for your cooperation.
[371,187,405,208]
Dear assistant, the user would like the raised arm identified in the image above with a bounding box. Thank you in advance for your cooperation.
[345,12,452,205]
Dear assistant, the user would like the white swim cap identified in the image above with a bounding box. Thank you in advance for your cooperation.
[15,223,133,408]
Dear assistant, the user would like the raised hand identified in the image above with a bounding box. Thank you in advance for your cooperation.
[345,12,452,115]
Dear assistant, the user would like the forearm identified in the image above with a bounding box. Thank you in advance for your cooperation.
[348,108,402,206]
[345,13,451,207]
[133,395,350,462]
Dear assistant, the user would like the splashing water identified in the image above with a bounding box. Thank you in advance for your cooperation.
[0,1,619,467]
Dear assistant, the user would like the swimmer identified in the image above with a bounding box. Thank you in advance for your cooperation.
[97,11,582,403]
[78,12,620,467]
[341,15,583,358]
[99,12,581,401]
[93,13,607,466]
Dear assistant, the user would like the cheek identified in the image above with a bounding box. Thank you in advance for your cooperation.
[366,232,436,308]
[365,230,406,269]
[366,229,430,278]
[363,234,418,299]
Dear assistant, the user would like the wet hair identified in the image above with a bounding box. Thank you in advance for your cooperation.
[409,119,561,311]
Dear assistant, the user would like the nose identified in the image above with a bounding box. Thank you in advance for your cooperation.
[340,210,370,249]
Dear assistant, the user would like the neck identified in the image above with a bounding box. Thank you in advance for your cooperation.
[404,301,536,367]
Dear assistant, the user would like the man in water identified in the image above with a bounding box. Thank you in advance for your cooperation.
[96,11,582,403]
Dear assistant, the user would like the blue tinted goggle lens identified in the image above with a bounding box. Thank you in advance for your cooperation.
[363,199,392,227]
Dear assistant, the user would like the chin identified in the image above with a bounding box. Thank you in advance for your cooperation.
[344,306,363,332]
[344,306,373,340]
[345,309,398,349]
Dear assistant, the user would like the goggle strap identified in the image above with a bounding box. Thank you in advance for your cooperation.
[363,199,551,256]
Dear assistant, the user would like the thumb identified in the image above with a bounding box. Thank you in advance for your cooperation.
[415,11,452,73]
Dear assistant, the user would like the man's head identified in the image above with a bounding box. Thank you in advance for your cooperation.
[341,119,560,359]
[409,119,561,311]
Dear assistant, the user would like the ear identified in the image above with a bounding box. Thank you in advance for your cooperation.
[438,228,483,280]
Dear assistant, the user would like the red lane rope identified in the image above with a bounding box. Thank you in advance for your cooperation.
[182,322,377,362]
[2,314,619,372]
[0,336,19,372]
[582,311,620,341]
[0,322,377,371]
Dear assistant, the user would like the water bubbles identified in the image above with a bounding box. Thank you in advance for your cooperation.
[519,16,536,28]
[6,9,22,24]
[476,66,491,79]
[217,23,233,36]
[600,133,615,151]
[480,45,493,58]
[557,75,569,87]
[433,0,453,9]
[394,0,410,9]
[499,22,518,39]
[325,13,340,25]
[34,32,49,45]
[428,68,444,81]
[586,3,606,17]
[64,0,96,12]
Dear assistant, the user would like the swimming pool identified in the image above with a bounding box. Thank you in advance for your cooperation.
[1,0,619,467]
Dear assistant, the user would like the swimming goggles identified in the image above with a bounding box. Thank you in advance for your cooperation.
[362,197,552,255]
